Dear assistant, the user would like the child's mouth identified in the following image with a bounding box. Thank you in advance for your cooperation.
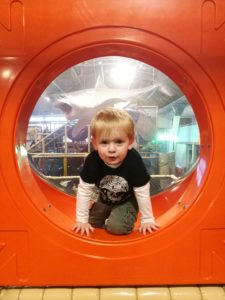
[108,156,116,160]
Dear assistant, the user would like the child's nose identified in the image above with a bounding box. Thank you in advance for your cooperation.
[108,143,116,152]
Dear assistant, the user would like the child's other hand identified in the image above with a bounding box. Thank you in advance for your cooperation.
[72,222,94,236]
[139,221,160,235]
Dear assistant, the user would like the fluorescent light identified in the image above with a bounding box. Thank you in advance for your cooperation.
[110,61,136,86]
[157,133,178,142]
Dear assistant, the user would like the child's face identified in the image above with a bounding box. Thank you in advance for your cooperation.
[92,129,133,167]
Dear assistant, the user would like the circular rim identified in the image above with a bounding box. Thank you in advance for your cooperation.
[0,27,218,258]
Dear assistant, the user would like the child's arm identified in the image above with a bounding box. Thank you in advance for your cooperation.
[73,178,95,236]
[133,182,160,235]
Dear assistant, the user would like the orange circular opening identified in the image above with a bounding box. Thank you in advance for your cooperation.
[14,42,212,244]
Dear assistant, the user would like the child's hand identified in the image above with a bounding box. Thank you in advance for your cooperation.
[139,221,160,235]
[72,222,94,236]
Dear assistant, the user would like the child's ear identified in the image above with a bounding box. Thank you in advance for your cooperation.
[128,137,134,150]
[92,137,98,150]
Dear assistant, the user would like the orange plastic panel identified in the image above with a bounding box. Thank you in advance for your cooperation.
[0,0,225,286]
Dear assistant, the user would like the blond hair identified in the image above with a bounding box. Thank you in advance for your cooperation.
[91,107,134,140]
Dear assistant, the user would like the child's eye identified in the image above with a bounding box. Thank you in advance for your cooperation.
[100,140,108,145]
[115,140,124,144]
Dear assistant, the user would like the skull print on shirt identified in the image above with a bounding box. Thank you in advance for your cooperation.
[99,175,131,204]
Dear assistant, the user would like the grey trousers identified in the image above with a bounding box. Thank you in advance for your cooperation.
[89,199,138,235]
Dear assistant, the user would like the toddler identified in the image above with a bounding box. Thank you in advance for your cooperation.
[73,107,159,235]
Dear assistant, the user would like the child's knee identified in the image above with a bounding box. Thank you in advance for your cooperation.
[105,206,137,235]
[105,218,134,235]
[89,202,111,228]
